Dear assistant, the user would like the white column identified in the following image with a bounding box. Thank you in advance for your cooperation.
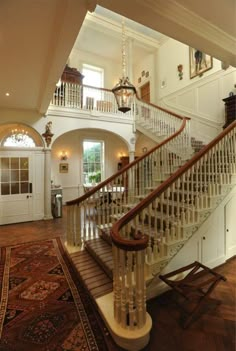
[129,150,135,162]
[44,149,53,220]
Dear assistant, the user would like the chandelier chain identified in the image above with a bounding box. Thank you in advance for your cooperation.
[122,17,126,78]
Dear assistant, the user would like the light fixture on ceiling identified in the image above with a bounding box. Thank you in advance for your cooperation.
[112,18,136,113]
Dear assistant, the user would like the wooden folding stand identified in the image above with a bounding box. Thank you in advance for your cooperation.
[159,261,226,328]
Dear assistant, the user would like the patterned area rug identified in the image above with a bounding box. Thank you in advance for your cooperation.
[0,238,109,351]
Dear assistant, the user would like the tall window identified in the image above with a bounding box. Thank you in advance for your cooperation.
[82,64,104,108]
[83,140,104,184]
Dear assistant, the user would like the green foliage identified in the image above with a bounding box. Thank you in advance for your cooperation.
[88,171,101,183]
[83,141,102,184]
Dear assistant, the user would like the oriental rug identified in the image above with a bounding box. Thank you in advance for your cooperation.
[0,238,109,351]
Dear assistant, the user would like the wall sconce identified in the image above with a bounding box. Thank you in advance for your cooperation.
[59,151,68,161]
[118,152,126,159]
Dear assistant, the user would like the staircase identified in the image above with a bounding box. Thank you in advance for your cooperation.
[66,100,236,350]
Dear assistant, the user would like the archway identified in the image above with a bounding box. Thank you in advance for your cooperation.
[51,128,130,203]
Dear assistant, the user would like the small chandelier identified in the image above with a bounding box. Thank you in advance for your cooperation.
[112,18,136,113]
[11,128,28,143]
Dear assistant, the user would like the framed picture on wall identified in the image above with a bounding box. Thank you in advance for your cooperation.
[189,47,213,79]
[59,163,69,173]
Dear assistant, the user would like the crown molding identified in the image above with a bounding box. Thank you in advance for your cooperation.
[136,0,236,55]
[85,12,161,49]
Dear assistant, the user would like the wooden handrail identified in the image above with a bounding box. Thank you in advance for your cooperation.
[111,121,236,251]
[81,83,113,93]
[66,118,188,206]
[135,94,191,120]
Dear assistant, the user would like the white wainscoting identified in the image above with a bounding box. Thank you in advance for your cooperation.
[160,68,236,142]
[61,185,80,204]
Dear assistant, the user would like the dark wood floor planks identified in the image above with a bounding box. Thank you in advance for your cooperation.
[0,212,235,351]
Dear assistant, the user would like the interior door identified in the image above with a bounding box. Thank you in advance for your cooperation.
[225,194,236,259]
[0,153,33,224]
[140,82,150,103]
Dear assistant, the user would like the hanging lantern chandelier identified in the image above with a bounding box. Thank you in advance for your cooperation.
[112,18,136,113]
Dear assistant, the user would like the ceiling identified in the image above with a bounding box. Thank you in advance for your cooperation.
[0,0,235,119]
[73,7,165,66]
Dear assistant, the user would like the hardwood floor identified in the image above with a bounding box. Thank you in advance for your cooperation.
[144,257,236,351]
[0,215,66,247]
[0,213,235,351]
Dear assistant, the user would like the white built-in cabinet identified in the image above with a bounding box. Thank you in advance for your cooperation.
[225,193,236,259]
[166,186,236,274]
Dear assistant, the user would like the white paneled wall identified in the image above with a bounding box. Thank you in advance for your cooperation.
[156,37,236,142]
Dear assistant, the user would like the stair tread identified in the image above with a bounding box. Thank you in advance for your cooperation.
[70,250,113,299]
[85,238,113,279]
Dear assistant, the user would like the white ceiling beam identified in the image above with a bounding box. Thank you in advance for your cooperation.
[84,12,162,49]
[97,0,236,67]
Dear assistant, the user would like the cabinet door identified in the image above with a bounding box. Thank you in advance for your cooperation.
[200,230,219,266]
[225,194,236,259]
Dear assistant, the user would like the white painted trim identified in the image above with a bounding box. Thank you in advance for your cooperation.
[160,67,236,135]
[47,106,134,125]
[138,0,236,56]
[85,12,161,49]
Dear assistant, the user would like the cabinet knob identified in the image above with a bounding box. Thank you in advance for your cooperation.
[226,229,229,232]
[202,236,206,240]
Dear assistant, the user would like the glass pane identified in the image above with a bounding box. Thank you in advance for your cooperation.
[1,183,10,195]
[20,158,28,170]
[95,154,100,162]
[95,164,100,172]
[83,140,103,183]
[90,165,95,173]
[11,158,19,169]
[11,183,19,194]
[1,170,10,182]
[1,158,10,169]
[20,170,28,181]
[21,182,29,193]
[11,170,19,182]
[3,135,35,147]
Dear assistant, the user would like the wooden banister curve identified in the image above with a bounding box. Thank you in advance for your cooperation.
[111,121,236,251]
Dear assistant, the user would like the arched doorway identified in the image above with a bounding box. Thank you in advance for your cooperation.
[0,123,45,225]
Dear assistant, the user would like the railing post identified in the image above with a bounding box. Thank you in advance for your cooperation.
[112,244,147,330]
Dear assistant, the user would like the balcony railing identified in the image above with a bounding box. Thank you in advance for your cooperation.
[51,82,133,116]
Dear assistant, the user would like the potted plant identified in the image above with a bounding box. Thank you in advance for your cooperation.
[88,171,101,185]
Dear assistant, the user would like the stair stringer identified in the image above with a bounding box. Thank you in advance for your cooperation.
[136,122,195,160]
[145,183,236,301]
[136,123,166,144]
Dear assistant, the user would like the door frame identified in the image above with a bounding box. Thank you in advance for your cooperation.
[0,147,45,224]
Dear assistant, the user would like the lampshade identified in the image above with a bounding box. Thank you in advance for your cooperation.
[112,18,136,113]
